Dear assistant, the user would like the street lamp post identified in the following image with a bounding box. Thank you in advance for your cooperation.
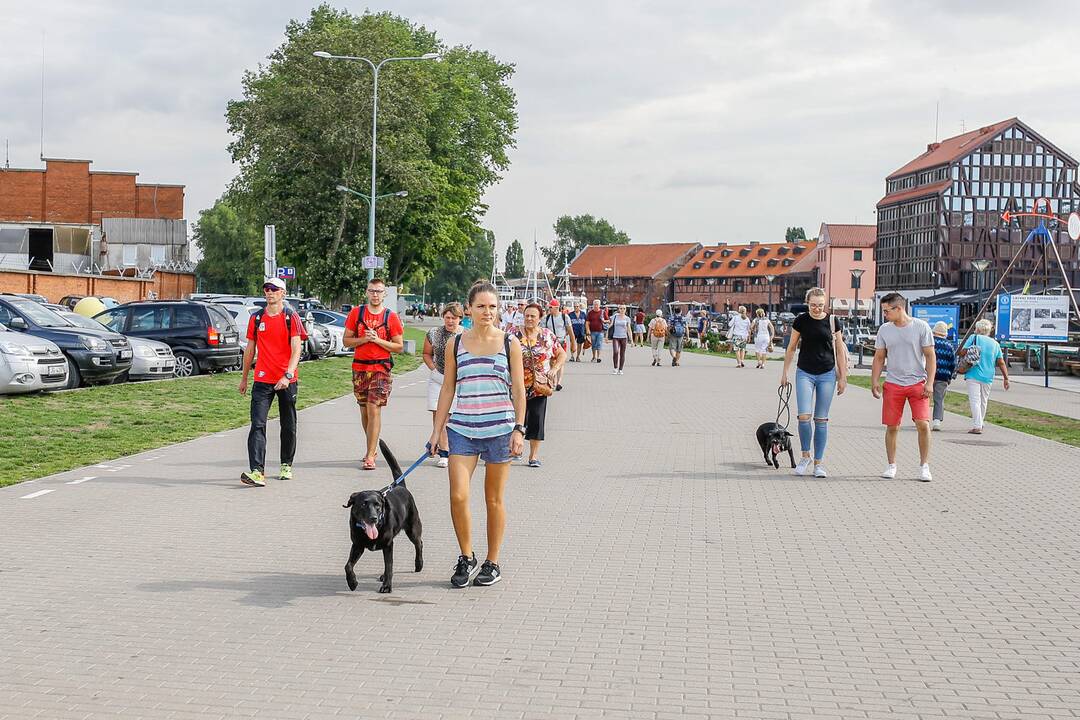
[315,50,439,279]
[764,274,777,318]
[850,268,866,367]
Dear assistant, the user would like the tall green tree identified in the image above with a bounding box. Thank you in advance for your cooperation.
[785,226,807,242]
[226,5,517,301]
[504,239,525,278]
[427,229,495,303]
[542,214,630,275]
[193,199,263,295]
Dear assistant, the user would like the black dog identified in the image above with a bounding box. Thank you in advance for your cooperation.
[755,422,795,469]
[343,440,423,593]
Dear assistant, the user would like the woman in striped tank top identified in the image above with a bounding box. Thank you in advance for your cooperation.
[429,281,526,588]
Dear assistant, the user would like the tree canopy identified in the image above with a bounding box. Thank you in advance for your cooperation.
[226,5,517,302]
[785,226,807,242]
[193,199,264,295]
[427,229,495,303]
[504,239,525,278]
[541,214,630,275]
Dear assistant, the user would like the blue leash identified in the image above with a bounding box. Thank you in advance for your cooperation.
[379,445,433,497]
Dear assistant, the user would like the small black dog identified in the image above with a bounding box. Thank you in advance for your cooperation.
[755,422,795,469]
[343,440,423,593]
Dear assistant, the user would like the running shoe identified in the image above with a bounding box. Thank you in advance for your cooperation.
[473,560,502,586]
[437,456,449,468]
[528,459,541,468]
[880,464,897,479]
[240,469,265,487]
[919,464,933,482]
[279,464,293,481]
[451,553,479,588]
[813,465,828,478]
[793,457,812,476]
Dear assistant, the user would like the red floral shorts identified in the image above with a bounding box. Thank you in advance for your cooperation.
[352,369,393,407]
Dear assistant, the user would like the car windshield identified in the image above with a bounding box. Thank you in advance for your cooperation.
[60,312,107,331]
[9,298,75,327]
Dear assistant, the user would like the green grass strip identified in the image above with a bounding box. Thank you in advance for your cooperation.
[845,375,1080,449]
[0,340,423,486]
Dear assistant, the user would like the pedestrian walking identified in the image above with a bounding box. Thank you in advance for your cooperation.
[648,309,667,366]
[930,321,956,431]
[238,277,303,487]
[586,299,607,363]
[871,293,935,482]
[512,301,566,467]
[779,287,847,478]
[696,311,708,349]
[462,307,473,329]
[568,302,587,362]
[543,299,574,390]
[633,307,647,347]
[344,277,405,471]
[729,306,752,367]
[423,302,464,468]
[667,305,687,366]
[750,308,775,369]
[959,318,1009,434]
[429,281,526,588]
[609,304,632,374]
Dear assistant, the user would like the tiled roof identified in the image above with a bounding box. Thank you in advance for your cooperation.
[674,242,817,279]
[876,179,949,207]
[886,118,1017,180]
[568,243,701,279]
[820,224,876,248]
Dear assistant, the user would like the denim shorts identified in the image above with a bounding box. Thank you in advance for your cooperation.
[590,331,604,350]
[447,427,513,464]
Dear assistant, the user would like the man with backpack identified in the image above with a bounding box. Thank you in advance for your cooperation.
[668,306,687,366]
[344,277,404,470]
[238,277,303,487]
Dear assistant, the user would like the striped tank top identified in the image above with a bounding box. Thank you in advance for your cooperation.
[447,333,516,439]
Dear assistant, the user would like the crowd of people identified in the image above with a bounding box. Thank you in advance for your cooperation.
[236,276,1012,587]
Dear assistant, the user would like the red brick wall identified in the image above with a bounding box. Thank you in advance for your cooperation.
[0,270,194,302]
[136,185,184,219]
[44,161,92,224]
[91,174,138,222]
[0,171,45,222]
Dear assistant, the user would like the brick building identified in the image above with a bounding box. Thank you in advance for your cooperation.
[671,240,817,312]
[0,158,189,276]
[567,243,701,310]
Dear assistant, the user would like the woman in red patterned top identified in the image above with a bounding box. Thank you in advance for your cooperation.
[511,301,565,468]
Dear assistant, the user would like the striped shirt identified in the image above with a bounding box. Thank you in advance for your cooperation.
[447,333,516,439]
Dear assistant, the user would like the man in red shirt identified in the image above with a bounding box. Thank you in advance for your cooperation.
[238,277,303,487]
[344,277,404,470]
[585,299,608,363]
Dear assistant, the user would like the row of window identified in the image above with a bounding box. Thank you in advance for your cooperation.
[950,180,1076,200]
[956,164,1074,184]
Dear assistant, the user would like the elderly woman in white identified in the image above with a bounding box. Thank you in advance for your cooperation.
[958,318,1009,434]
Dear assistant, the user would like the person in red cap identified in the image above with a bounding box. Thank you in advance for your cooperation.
[542,299,574,390]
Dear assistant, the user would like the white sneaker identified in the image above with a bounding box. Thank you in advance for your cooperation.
[437,456,449,469]
[617,369,624,375]
[919,464,932,482]
[932,419,941,431]
[880,464,897,479]
[813,465,828,478]
[612,369,619,375]
[793,457,812,476]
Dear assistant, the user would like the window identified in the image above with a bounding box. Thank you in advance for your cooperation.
[853,250,863,261]
[97,309,129,332]
[130,307,169,331]
[122,245,138,265]
[173,306,203,328]
[151,245,167,264]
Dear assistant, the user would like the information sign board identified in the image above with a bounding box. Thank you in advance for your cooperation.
[995,293,1070,344]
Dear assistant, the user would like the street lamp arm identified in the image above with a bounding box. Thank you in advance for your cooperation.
[377,53,441,69]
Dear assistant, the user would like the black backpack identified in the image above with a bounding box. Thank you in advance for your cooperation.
[251,306,306,345]
[353,307,395,372]
[670,313,686,338]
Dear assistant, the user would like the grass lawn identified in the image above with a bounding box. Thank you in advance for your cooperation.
[0,350,422,486]
[845,375,1080,449]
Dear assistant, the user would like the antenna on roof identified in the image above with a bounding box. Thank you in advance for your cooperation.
[4,139,9,169]
[39,35,46,161]
[960,117,966,134]
[934,101,939,142]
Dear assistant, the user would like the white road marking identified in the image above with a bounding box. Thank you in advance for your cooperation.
[20,489,56,499]
[66,476,96,485]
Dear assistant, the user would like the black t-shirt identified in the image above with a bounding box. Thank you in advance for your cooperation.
[792,313,836,375]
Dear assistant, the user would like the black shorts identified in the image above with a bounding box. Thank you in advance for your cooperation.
[525,395,548,441]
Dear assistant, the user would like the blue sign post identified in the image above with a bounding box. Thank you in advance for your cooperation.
[911,304,959,342]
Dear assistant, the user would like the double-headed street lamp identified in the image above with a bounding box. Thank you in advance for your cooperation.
[314,49,440,279]
[850,268,865,322]
[764,274,777,317]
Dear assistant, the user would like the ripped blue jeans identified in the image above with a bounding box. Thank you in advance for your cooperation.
[795,367,836,462]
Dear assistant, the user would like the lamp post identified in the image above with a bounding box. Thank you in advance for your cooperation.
[315,50,440,280]
[603,266,613,304]
[850,268,866,367]
[764,274,777,318]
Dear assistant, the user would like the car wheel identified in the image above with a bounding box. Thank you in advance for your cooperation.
[174,351,199,377]
[64,357,82,390]
[111,370,130,385]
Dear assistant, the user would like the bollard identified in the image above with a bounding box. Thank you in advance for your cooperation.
[402,339,416,355]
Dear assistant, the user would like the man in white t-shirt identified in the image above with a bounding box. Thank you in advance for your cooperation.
[728,306,752,368]
[871,292,936,482]
[500,304,516,331]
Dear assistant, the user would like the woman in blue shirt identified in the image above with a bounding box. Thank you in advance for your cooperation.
[930,322,956,431]
[959,318,1010,434]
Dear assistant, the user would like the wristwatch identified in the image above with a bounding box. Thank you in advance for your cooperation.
[284,371,295,380]
[512,424,526,435]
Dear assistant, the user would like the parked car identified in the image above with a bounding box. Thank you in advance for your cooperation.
[0,294,131,389]
[59,295,120,311]
[777,312,796,324]
[57,311,175,382]
[14,293,49,304]
[93,300,242,378]
[308,310,350,355]
[0,323,68,393]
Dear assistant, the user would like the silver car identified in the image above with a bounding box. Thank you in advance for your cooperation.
[0,323,68,393]
[58,311,176,382]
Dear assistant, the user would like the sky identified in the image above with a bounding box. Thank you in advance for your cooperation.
[2,0,1078,268]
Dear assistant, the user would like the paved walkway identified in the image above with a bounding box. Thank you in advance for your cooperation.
[2,345,1079,719]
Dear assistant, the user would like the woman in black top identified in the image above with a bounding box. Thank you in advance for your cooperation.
[779,287,847,478]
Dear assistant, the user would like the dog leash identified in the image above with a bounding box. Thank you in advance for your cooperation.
[776,383,792,430]
[378,445,433,497]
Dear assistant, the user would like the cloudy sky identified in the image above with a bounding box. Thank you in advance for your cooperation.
[3,1,1078,266]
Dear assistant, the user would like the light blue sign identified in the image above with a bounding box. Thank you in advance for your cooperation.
[911,304,959,342]
[996,292,1069,344]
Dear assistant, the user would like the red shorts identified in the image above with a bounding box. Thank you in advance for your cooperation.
[352,369,393,407]
[882,381,931,426]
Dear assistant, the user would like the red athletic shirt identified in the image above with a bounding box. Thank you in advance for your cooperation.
[246,310,301,384]
[345,305,404,372]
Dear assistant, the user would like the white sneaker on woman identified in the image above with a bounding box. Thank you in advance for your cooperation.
[612,369,619,375]
[881,464,897,479]
[793,457,812,476]
[813,465,828,478]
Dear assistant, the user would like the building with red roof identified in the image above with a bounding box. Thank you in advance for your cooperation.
[671,240,817,312]
[568,242,701,310]
[808,223,876,317]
